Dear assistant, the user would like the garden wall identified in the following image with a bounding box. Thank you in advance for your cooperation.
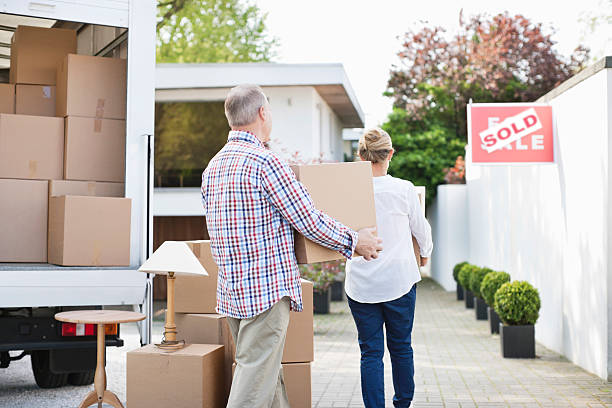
[465,58,612,379]
[429,184,469,291]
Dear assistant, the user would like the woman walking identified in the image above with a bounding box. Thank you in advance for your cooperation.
[346,128,433,408]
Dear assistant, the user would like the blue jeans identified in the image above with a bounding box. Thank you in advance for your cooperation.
[347,285,416,408]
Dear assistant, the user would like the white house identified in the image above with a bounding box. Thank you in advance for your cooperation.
[152,63,365,258]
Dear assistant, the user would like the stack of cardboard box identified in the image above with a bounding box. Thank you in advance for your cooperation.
[0,25,131,266]
[125,162,378,407]
[152,240,315,408]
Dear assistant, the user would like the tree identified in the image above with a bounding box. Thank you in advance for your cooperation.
[157,0,278,63]
[384,12,589,198]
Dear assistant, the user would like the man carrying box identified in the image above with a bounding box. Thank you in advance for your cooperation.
[201,84,382,407]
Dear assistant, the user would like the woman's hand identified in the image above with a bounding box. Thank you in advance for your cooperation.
[355,227,383,261]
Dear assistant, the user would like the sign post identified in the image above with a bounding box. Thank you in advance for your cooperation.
[468,103,554,164]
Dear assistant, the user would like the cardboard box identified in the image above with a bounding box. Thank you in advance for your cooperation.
[175,314,235,403]
[56,54,126,119]
[0,179,48,262]
[291,161,376,264]
[64,117,126,183]
[16,84,55,117]
[48,195,131,266]
[127,344,225,408]
[231,362,312,408]
[0,113,63,180]
[412,186,426,266]
[48,180,124,198]
[283,362,312,408]
[284,280,314,363]
[176,240,218,314]
[10,25,76,85]
[0,84,15,113]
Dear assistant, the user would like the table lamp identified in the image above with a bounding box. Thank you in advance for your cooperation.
[138,241,208,350]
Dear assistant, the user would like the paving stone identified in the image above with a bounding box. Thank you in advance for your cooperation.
[312,278,612,407]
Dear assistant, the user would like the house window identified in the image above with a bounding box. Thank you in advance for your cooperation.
[155,101,230,187]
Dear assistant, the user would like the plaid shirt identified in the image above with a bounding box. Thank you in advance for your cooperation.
[201,130,358,319]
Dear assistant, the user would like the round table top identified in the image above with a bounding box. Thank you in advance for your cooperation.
[55,310,146,324]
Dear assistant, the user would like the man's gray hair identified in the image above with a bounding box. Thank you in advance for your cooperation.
[224,84,267,127]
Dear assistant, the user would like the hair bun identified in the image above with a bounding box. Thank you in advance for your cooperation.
[358,128,393,164]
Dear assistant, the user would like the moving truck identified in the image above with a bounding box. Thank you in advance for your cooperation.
[0,1,155,388]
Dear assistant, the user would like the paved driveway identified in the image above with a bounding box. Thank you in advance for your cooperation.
[1,278,610,407]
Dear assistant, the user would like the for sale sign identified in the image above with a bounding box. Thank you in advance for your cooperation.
[468,104,554,164]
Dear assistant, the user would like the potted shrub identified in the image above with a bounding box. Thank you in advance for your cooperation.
[299,262,337,314]
[458,264,478,309]
[481,271,511,334]
[453,261,468,301]
[329,260,346,301]
[494,281,541,358]
[469,267,493,320]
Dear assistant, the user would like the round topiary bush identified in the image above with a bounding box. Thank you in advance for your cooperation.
[481,271,511,306]
[458,264,479,291]
[469,267,493,298]
[494,281,541,325]
[453,261,468,283]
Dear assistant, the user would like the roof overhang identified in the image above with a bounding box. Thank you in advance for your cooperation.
[155,63,365,128]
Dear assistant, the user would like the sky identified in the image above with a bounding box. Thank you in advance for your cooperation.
[255,0,610,128]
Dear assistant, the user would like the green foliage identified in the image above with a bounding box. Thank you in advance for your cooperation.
[457,264,479,291]
[469,267,493,299]
[157,0,278,63]
[481,271,511,306]
[155,101,230,186]
[299,260,345,293]
[453,261,469,283]
[494,281,541,325]
[384,110,465,199]
[383,12,589,199]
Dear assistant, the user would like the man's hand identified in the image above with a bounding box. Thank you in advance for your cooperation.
[355,227,383,261]
[420,257,429,267]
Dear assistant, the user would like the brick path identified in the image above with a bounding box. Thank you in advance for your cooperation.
[312,278,612,408]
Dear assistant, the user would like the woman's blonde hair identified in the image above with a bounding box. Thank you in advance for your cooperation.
[358,128,393,163]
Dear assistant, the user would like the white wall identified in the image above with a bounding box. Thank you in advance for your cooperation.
[465,67,611,378]
[312,89,344,162]
[430,185,469,291]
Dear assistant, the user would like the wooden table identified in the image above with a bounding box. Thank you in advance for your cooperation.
[55,310,145,408]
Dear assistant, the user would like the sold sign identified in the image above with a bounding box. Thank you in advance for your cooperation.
[469,104,554,164]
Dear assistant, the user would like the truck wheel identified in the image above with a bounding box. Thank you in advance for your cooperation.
[67,370,95,386]
[30,350,68,388]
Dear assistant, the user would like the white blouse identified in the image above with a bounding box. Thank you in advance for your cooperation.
[345,175,433,303]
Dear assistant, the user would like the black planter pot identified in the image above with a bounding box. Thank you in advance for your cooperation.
[313,289,331,314]
[488,307,501,334]
[464,290,474,309]
[500,324,535,358]
[456,283,464,301]
[330,280,345,301]
[474,297,487,320]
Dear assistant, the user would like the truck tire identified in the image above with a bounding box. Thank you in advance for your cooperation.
[30,350,68,388]
[67,370,95,386]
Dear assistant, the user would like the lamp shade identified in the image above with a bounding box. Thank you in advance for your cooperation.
[138,241,208,276]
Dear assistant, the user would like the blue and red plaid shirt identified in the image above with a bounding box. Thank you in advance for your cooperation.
[201,130,358,319]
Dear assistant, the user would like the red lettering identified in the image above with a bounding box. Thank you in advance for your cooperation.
[497,127,511,140]
[511,122,525,134]
[523,115,537,128]
[483,134,496,147]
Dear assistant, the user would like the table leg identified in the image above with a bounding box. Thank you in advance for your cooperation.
[76,322,125,408]
[95,324,106,408]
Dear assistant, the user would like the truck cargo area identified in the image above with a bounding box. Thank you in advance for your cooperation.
[0,1,154,390]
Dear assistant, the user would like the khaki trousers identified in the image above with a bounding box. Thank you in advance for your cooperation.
[226,297,291,408]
